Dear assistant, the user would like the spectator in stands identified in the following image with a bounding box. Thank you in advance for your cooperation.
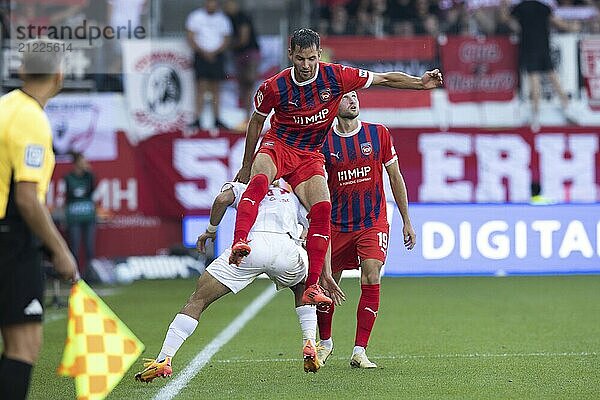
[329,4,353,35]
[371,0,390,36]
[501,0,580,130]
[390,0,418,36]
[224,0,260,122]
[63,152,97,280]
[186,0,232,130]
[414,0,440,35]
[440,0,470,35]
[350,0,375,35]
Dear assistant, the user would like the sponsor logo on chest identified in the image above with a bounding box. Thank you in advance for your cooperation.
[337,166,372,184]
[292,108,330,125]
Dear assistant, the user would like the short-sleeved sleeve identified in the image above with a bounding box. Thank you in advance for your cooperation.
[253,81,277,117]
[185,10,197,31]
[221,181,247,208]
[339,64,373,93]
[9,108,53,185]
[221,13,233,36]
[380,126,398,167]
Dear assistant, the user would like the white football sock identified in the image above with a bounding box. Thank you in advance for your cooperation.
[157,313,198,360]
[320,338,333,350]
[353,345,366,355]
[295,305,317,345]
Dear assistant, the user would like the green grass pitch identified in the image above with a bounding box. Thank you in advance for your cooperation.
[29,275,600,399]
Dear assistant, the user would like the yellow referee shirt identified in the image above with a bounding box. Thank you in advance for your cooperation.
[0,89,55,219]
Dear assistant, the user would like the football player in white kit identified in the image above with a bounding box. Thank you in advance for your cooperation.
[135,181,341,382]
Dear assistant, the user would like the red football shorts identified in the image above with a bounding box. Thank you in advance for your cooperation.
[256,137,325,189]
[331,224,390,273]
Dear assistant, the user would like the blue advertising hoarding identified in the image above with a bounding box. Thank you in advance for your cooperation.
[386,203,599,276]
[185,203,600,277]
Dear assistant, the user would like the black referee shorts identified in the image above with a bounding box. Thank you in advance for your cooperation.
[0,221,45,326]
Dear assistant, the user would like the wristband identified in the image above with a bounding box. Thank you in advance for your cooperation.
[206,223,218,233]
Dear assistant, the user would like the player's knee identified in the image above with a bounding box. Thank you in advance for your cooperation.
[251,173,269,188]
[361,263,382,284]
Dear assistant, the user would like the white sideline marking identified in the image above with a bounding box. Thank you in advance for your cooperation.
[154,285,278,400]
[213,351,598,364]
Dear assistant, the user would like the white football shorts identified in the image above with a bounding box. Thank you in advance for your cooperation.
[206,231,307,293]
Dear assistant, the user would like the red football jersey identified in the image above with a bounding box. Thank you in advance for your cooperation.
[253,62,373,151]
[322,121,398,232]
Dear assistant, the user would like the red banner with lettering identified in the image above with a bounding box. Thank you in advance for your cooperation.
[440,36,518,103]
[136,128,600,217]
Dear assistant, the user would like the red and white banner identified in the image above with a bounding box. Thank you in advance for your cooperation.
[122,39,197,143]
[441,36,518,103]
[135,128,599,218]
[580,38,600,111]
[45,93,128,161]
[48,133,181,258]
[321,36,437,109]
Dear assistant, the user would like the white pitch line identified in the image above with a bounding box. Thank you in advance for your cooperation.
[213,351,598,364]
[154,285,278,400]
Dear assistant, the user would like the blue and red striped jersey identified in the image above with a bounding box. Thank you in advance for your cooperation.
[253,62,373,151]
[322,121,398,232]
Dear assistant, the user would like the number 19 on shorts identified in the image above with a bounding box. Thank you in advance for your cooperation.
[377,232,388,254]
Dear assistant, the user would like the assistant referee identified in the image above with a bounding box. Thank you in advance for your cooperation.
[0,39,78,400]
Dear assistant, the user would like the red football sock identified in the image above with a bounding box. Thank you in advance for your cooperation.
[317,303,334,340]
[305,201,331,287]
[233,174,269,244]
[355,284,380,348]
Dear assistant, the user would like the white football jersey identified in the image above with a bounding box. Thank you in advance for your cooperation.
[222,182,308,240]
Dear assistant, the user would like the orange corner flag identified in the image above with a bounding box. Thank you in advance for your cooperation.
[58,280,144,400]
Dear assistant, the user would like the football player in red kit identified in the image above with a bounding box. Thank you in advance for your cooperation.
[231,28,440,306]
[317,91,416,368]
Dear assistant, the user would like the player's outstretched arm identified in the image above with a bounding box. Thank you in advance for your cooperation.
[234,112,267,183]
[371,69,443,90]
[385,161,417,251]
[197,188,235,253]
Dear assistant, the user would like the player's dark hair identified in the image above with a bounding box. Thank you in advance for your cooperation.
[290,28,320,51]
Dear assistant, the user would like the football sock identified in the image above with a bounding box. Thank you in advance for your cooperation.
[0,354,33,400]
[355,284,380,348]
[316,302,334,341]
[353,346,366,355]
[157,313,199,360]
[305,201,332,287]
[233,174,269,244]
[295,305,317,345]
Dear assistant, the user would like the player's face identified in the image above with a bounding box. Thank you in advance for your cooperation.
[338,91,360,119]
[289,45,321,82]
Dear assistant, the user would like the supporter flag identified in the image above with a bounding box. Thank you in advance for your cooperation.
[57,280,144,400]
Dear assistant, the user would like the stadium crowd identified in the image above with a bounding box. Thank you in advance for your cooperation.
[315,0,600,37]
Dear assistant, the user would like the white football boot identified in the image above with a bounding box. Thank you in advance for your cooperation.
[350,350,377,368]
